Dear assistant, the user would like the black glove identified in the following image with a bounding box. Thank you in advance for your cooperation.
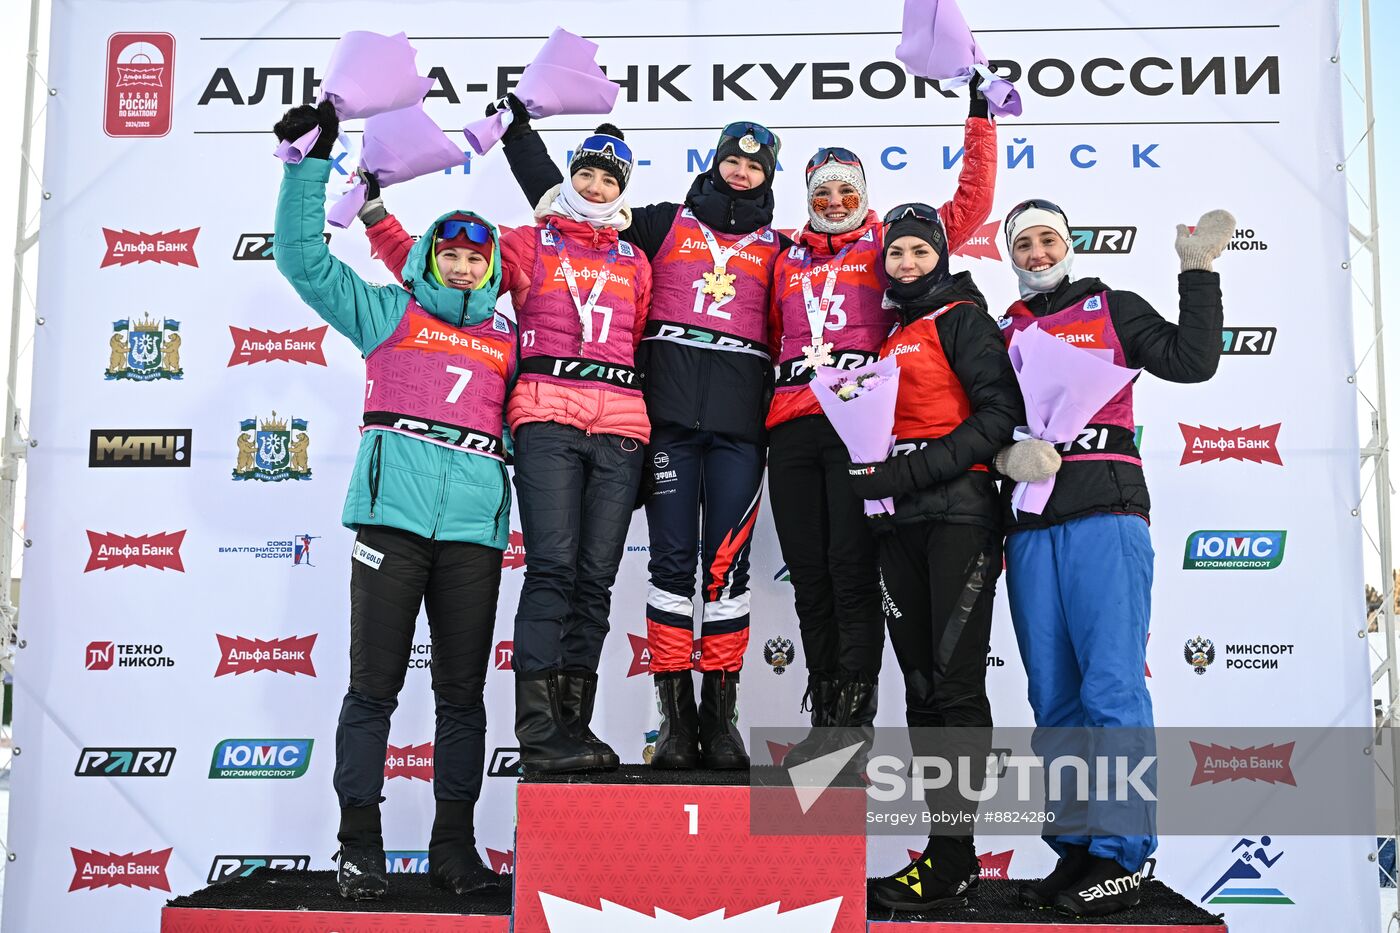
[272,100,339,161]
[968,70,989,120]
[486,92,533,140]
[847,458,916,501]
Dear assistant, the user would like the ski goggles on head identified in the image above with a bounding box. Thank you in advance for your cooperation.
[882,202,941,227]
[806,146,862,176]
[576,134,634,166]
[1004,198,1068,228]
[720,121,780,153]
[437,219,491,244]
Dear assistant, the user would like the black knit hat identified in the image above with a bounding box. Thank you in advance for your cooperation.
[883,203,951,281]
[713,121,780,182]
[569,123,633,192]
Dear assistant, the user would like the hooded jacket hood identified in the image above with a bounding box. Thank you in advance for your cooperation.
[885,270,989,327]
[400,209,503,329]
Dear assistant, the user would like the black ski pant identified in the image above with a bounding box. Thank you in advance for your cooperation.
[334,524,501,808]
[510,421,643,674]
[768,415,884,677]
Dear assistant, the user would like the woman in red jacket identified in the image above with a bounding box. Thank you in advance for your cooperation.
[770,84,997,762]
[359,125,651,775]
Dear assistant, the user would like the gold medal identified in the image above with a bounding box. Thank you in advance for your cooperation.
[702,269,737,300]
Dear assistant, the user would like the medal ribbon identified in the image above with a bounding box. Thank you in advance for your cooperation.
[697,222,764,297]
[548,224,610,348]
[799,240,859,349]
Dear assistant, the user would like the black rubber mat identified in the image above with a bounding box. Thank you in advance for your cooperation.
[166,869,510,915]
[867,878,1226,925]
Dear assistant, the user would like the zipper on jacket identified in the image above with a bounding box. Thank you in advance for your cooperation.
[493,460,510,539]
[429,449,450,539]
[367,434,384,518]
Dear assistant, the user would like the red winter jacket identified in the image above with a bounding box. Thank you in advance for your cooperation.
[765,116,999,430]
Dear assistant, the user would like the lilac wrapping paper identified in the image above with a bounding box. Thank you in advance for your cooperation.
[326,104,466,229]
[1008,324,1140,515]
[273,31,436,164]
[810,356,903,517]
[895,0,1023,118]
[320,31,434,120]
[463,28,620,155]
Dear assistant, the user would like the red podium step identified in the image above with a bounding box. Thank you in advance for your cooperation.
[161,869,510,932]
[513,766,869,932]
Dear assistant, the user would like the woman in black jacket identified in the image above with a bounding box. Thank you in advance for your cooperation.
[846,203,1023,912]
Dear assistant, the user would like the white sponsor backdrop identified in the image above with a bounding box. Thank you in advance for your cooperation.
[4,1,1376,931]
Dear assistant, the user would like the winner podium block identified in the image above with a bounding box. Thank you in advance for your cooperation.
[513,766,869,932]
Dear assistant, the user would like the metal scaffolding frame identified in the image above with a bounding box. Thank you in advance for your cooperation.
[1344,0,1400,918]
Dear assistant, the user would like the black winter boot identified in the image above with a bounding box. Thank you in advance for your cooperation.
[830,673,878,773]
[515,670,605,773]
[780,672,837,767]
[335,804,388,901]
[651,671,701,769]
[1018,843,1091,908]
[1053,854,1145,917]
[428,800,506,895]
[870,835,978,912]
[698,670,749,770]
[559,669,620,770]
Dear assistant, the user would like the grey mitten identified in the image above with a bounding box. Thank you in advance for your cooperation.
[994,439,1062,483]
[1174,209,1236,272]
[356,170,387,228]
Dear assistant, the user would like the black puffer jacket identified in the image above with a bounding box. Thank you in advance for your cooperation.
[874,272,1023,531]
[502,127,791,444]
[998,272,1224,532]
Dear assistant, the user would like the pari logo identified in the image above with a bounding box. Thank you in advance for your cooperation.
[952,220,1002,261]
[233,232,330,262]
[1190,742,1296,786]
[85,530,185,573]
[209,739,314,779]
[208,855,310,884]
[1222,327,1276,356]
[105,315,183,382]
[228,325,328,366]
[502,530,526,570]
[89,429,191,468]
[1070,226,1136,254]
[69,848,172,892]
[1200,836,1293,905]
[1179,424,1282,466]
[101,228,198,268]
[234,412,311,482]
[75,747,175,777]
[214,634,317,677]
[104,33,175,138]
[1184,531,1286,570]
[384,743,434,782]
[84,641,174,671]
[488,747,523,778]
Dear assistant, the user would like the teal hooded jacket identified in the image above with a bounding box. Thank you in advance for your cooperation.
[274,157,514,549]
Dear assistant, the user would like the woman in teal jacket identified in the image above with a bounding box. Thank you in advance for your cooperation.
[272,102,517,902]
